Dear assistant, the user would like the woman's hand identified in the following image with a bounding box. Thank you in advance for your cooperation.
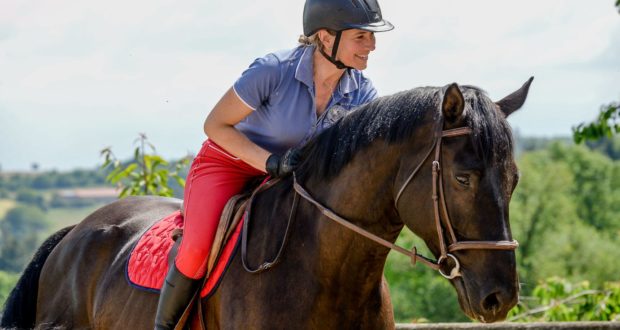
[265,148,302,178]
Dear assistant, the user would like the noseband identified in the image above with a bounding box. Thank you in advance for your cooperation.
[293,122,518,279]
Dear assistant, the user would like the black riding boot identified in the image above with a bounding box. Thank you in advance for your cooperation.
[154,264,200,330]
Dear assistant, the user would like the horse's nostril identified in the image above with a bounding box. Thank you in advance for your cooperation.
[481,291,501,314]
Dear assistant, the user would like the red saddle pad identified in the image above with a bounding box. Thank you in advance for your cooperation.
[126,210,242,298]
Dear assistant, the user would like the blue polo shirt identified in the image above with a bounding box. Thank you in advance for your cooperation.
[233,45,378,155]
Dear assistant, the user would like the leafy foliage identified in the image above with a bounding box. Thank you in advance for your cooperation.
[550,144,620,232]
[384,230,467,323]
[386,139,620,322]
[573,102,620,144]
[385,140,620,322]
[509,148,577,278]
[0,170,108,191]
[0,271,19,309]
[2,133,620,322]
[510,277,620,322]
[100,134,190,198]
[585,135,620,161]
[0,206,49,272]
[573,0,619,142]
[506,141,620,321]
[15,190,46,210]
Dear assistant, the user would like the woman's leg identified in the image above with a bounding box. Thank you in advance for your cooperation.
[155,140,264,329]
[176,140,264,278]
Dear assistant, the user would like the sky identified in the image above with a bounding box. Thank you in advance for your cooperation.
[1,0,619,171]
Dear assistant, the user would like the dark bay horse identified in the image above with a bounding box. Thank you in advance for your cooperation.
[1,78,533,329]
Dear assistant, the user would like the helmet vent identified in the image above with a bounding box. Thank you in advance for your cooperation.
[361,0,379,13]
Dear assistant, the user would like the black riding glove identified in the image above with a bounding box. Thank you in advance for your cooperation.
[265,148,302,178]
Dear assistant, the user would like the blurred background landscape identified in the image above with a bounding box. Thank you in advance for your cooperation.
[1,131,619,323]
[1,0,619,323]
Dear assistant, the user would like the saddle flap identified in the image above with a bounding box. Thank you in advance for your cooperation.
[205,193,250,278]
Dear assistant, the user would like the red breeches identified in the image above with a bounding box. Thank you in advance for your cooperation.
[176,139,264,279]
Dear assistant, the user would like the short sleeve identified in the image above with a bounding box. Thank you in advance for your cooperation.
[233,54,282,111]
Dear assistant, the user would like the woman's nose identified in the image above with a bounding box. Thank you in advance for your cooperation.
[366,37,376,51]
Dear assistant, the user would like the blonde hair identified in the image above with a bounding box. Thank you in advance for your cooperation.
[298,29,336,51]
[298,33,320,46]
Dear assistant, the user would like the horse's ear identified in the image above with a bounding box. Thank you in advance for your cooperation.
[496,76,534,118]
[442,83,465,125]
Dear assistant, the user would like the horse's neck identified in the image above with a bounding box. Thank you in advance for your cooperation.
[299,142,404,295]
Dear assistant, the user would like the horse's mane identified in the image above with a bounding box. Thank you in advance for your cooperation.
[296,86,514,180]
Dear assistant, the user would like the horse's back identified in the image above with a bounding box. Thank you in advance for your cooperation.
[36,196,181,329]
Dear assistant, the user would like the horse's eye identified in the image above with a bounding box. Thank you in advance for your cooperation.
[456,174,470,186]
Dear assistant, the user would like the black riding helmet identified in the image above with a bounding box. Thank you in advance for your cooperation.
[303,0,394,69]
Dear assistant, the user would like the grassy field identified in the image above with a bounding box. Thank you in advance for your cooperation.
[0,199,17,219]
[0,198,105,233]
[45,204,106,232]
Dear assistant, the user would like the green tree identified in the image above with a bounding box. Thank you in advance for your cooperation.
[0,206,49,272]
[15,189,46,210]
[100,133,190,198]
[510,277,620,322]
[509,147,578,281]
[0,270,19,308]
[548,143,620,232]
[510,142,620,290]
[385,140,620,322]
[30,173,55,189]
[573,2,619,142]
[585,135,620,160]
[524,222,620,287]
[384,230,467,323]
[55,174,78,188]
[573,102,620,143]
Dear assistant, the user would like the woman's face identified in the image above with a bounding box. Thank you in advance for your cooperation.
[321,29,376,70]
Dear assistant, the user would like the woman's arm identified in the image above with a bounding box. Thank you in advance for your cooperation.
[203,87,271,172]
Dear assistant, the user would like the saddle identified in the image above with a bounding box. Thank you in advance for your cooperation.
[177,176,283,330]
[178,190,250,280]
[126,177,275,329]
[126,192,251,294]
[174,191,251,330]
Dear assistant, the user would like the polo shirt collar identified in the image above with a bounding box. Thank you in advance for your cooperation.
[338,69,358,96]
[295,46,315,89]
[295,45,360,96]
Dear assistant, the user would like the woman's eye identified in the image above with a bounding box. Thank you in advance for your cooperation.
[456,175,470,186]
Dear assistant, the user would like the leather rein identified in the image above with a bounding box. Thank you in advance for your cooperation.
[241,122,518,279]
[292,123,518,279]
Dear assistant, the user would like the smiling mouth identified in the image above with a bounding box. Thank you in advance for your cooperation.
[355,54,369,60]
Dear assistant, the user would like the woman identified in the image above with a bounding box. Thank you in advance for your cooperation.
[154,0,393,328]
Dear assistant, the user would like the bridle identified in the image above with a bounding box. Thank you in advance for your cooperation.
[292,121,519,279]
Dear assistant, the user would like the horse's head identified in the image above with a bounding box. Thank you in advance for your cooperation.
[395,78,533,322]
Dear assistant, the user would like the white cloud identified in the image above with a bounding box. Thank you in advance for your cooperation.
[0,0,619,170]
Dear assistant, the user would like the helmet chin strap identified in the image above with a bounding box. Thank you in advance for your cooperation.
[318,31,353,70]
